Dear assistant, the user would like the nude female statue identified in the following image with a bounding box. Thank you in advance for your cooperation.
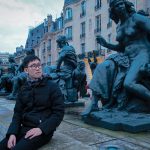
[82,0,150,115]
[98,0,150,102]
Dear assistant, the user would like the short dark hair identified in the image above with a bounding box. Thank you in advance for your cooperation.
[22,55,40,68]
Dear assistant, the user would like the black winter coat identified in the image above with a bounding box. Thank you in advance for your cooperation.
[7,77,64,136]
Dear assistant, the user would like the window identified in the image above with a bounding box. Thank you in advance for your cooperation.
[47,39,51,50]
[65,8,72,21]
[89,19,92,31]
[80,22,86,38]
[80,1,86,17]
[107,34,111,53]
[65,26,72,40]
[95,0,101,10]
[95,15,101,33]
[81,43,85,54]
[107,9,112,28]
[48,55,51,63]
[43,42,46,53]
[58,19,63,30]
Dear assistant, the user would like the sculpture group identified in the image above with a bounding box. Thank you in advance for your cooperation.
[0,36,87,105]
[44,35,87,105]
[0,0,150,133]
[82,0,150,133]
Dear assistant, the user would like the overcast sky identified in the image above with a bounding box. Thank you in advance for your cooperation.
[0,0,64,54]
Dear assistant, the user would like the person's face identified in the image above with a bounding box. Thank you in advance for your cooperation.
[113,1,126,15]
[25,59,42,79]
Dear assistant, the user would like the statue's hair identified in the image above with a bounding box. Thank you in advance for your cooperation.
[109,0,136,24]
[56,35,69,45]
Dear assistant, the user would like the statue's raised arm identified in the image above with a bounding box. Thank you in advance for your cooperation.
[96,35,124,52]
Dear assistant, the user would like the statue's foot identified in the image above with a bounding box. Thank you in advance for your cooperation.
[6,94,16,100]
[102,102,113,109]
[81,104,99,117]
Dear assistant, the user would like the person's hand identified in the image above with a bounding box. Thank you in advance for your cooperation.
[25,128,42,139]
[7,134,16,149]
[96,35,107,47]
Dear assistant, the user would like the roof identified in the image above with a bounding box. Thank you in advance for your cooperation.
[64,0,80,6]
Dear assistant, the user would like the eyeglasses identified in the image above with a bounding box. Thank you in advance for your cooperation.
[28,63,42,69]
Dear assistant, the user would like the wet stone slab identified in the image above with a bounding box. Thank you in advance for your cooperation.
[40,132,97,150]
[58,122,115,145]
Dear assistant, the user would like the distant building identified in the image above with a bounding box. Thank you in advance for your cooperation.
[25,14,63,67]
[0,52,10,72]
[14,45,26,65]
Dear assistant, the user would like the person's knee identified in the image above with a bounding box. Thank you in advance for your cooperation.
[124,79,134,91]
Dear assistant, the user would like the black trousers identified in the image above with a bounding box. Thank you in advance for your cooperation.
[0,127,52,150]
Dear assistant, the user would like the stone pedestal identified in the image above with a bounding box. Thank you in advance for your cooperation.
[82,109,150,133]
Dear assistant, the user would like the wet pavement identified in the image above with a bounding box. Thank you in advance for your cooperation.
[0,97,149,150]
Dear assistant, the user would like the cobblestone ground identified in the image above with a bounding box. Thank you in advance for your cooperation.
[0,97,149,150]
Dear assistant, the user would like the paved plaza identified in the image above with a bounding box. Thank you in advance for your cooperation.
[0,97,150,150]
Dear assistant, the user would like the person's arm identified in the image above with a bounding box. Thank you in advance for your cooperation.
[56,56,64,71]
[6,92,23,137]
[96,35,124,52]
[135,13,150,32]
[56,49,66,71]
[38,83,65,135]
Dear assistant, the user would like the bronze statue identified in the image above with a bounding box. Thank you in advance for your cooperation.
[88,51,98,74]
[56,35,78,102]
[82,0,150,133]
[6,49,35,100]
[73,61,87,98]
[0,56,17,94]
[43,35,86,105]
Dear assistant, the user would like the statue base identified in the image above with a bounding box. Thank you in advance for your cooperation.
[0,91,10,96]
[82,109,150,133]
[65,101,85,107]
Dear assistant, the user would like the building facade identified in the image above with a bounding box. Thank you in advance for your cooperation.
[21,0,150,68]
[0,52,10,73]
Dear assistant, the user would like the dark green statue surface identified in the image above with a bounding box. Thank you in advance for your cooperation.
[44,35,86,106]
[6,49,35,100]
[0,56,17,94]
[82,0,150,133]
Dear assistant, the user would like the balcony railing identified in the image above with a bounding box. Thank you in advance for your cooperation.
[64,17,72,23]
[42,48,46,53]
[80,33,86,39]
[94,28,101,34]
[80,12,86,18]
[107,21,112,28]
[95,4,101,11]
[47,46,51,51]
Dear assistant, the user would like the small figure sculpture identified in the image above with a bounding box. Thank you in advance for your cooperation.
[0,56,17,94]
[44,36,86,105]
[73,61,87,98]
[88,51,98,74]
[55,35,78,102]
[6,49,35,100]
